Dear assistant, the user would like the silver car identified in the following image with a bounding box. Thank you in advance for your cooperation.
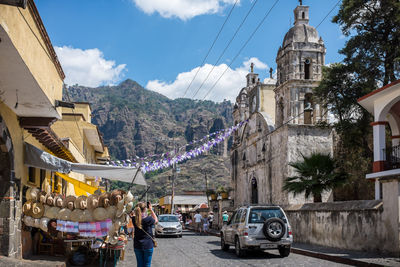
[155,214,183,238]
[220,205,293,257]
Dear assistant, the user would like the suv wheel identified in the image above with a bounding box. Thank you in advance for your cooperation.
[279,246,291,257]
[220,235,229,251]
[263,218,286,242]
[235,236,245,257]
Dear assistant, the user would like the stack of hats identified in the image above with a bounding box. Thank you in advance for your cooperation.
[23,187,135,237]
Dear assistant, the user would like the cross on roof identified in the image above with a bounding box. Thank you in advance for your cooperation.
[299,0,303,5]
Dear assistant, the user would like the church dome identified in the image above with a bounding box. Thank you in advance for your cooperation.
[282,24,321,47]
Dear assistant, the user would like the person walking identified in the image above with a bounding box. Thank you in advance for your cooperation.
[222,211,229,225]
[127,214,134,240]
[193,210,202,235]
[202,214,209,234]
[208,212,214,230]
[131,202,158,267]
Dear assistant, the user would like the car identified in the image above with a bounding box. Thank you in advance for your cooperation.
[155,214,183,238]
[220,205,293,258]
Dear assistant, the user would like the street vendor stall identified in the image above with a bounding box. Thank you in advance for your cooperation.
[22,187,134,265]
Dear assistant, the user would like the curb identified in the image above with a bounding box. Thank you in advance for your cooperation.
[186,229,384,267]
[291,248,384,267]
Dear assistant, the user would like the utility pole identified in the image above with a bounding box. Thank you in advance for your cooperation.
[170,137,177,214]
[204,171,210,209]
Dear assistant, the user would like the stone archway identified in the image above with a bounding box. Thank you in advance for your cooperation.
[0,114,18,258]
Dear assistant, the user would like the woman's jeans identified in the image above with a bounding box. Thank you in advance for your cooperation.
[134,248,154,267]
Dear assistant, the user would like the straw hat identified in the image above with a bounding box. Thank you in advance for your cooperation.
[70,209,84,222]
[82,209,94,222]
[63,195,76,210]
[22,200,33,216]
[57,208,72,221]
[26,187,40,201]
[110,189,126,206]
[115,203,126,218]
[87,195,99,210]
[93,207,108,221]
[115,213,129,227]
[125,191,134,204]
[38,191,47,204]
[46,207,60,219]
[45,193,55,206]
[109,231,119,245]
[99,192,110,208]
[39,217,49,232]
[106,205,117,221]
[54,194,64,208]
[31,202,45,219]
[23,216,34,227]
[75,195,88,210]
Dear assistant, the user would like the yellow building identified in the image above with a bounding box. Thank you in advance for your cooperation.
[0,0,68,258]
[51,102,110,195]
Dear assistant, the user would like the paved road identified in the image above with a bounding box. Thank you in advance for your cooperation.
[118,230,349,267]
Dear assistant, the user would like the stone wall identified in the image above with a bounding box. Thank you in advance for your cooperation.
[283,200,396,255]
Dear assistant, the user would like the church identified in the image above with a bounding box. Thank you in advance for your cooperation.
[231,3,334,206]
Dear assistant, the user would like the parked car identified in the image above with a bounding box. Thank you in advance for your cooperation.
[220,205,293,257]
[155,214,183,238]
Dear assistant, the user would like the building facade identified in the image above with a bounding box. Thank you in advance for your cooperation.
[231,4,333,207]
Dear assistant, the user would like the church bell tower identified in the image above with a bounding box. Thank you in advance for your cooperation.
[275,2,327,127]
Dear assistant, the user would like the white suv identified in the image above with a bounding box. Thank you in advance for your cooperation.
[220,205,293,257]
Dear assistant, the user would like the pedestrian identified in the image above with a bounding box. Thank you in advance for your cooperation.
[202,214,209,234]
[208,212,214,230]
[193,210,202,235]
[222,211,229,225]
[131,202,158,267]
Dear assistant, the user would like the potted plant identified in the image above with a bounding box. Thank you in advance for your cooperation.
[206,189,217,200]
[217,186,230,200]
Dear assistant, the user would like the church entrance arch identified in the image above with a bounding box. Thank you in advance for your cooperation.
[251,177,258,204]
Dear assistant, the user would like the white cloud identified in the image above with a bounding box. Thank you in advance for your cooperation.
[55,46,127,87]
[132,0,239,20]
[146,57,269,102]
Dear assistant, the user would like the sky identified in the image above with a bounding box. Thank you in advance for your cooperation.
[36,0,347,103]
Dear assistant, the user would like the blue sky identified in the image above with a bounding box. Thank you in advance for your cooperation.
[37,0,346,102]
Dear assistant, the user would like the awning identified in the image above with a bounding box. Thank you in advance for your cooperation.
[56,172,104,196]
[25,142,147,186]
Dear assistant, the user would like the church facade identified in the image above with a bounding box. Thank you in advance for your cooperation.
[231,4,334,206]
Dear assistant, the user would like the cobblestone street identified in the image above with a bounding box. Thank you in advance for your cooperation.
[118,231,348,267]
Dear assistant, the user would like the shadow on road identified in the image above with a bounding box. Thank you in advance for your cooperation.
[209,249,282,260]
[206,241,220,246]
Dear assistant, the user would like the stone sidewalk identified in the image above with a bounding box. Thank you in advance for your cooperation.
[203,227,400,267]
[0,255,65,267]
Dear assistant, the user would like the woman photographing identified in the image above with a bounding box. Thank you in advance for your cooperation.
[131,202,158,267]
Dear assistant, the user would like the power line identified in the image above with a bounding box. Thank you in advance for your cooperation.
[191,0,259,99]
[182,0,239,98]
[316,0,341,29]
[202,0,280,100]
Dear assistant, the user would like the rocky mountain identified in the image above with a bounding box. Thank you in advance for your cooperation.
[65,79,234,200]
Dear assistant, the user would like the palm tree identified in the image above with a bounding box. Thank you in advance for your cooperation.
[283,153,348,202]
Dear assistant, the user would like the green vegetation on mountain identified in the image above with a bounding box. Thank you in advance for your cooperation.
[65,79,233,201]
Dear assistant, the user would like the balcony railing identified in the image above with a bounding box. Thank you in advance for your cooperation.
[384,145,400,170]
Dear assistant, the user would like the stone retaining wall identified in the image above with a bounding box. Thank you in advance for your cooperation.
[283,200,395,255]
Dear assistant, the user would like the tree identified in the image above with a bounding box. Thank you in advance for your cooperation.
[283,153,348,202]
[313,0,400,200]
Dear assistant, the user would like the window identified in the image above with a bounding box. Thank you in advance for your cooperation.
[304,93,313,124]
[54,174,59,192]
[304,59,311,79]
[28,167,35,184]
[302,12,305,19]
[251,178,258,204]
[240,210,247,223]
[234,210,242,224]
[228,211,237,225]
[249,208,285,224]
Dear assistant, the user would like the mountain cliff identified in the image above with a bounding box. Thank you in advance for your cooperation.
[65,79,234,200]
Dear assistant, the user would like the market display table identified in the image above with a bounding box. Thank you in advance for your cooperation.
[64,238,95,255]
[99,246,125,267]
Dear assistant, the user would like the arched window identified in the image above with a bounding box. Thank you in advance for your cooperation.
[251,178,258,204]
[277,97,284,127]
[304,59,311,79]
[302,12,305,19]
